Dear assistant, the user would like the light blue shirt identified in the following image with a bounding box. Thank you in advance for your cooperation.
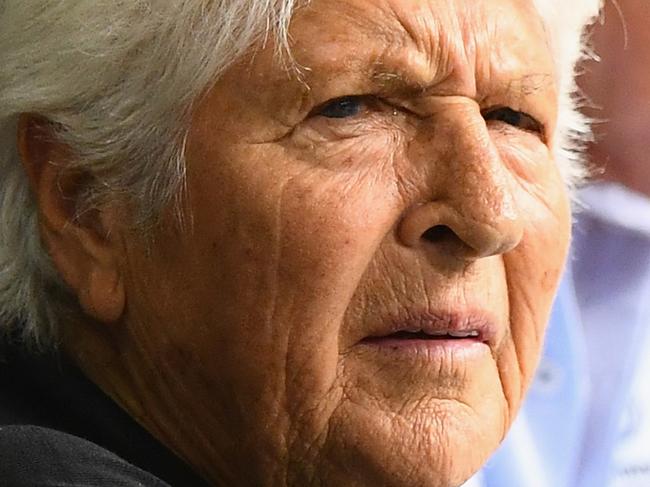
[468,183,650,487]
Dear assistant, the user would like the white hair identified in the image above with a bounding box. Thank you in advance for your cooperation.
[0,0,601,348]
[533,0,603,186]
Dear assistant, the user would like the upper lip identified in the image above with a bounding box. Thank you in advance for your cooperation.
[358,308,499,347]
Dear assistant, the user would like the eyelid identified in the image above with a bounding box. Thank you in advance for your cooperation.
[308,94,411,120]
[308,95,368,118]
[482,106,544,136]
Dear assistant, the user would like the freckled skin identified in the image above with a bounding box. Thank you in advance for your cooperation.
[68,0,571,486]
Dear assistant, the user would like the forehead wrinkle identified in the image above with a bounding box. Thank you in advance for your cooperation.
[365,40,475,98]
[374,0,475,96]
[296,0,469,97]
[368,0,555,101]
[289,0,554,107]
[364,0,539,101]
[480,13,556,103]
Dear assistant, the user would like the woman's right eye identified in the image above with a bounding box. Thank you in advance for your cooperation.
[313,96,365,119]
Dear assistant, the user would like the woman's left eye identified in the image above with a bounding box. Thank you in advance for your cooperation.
[483,107,542,134]
[314,96,365,119]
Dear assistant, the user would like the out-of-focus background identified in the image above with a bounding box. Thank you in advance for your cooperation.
[583,0,650,198]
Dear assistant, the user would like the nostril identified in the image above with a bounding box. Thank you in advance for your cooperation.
[421,225,456,244]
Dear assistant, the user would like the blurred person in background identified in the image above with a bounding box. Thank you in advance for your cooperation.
[469,0,650,486]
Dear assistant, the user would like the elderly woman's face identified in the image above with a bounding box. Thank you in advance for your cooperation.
[117,0,568,485]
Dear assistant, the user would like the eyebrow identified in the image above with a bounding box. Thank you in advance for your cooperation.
[370,70,429,96]
[369,63,452,97]
[505,74,554,96]
[367,64,553,100]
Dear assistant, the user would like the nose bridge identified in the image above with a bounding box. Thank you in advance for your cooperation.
[450,120,518,222]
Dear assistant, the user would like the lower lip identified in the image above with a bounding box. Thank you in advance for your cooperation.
[359,337,489,355]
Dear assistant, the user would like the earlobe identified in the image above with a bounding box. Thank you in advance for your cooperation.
[78,268,125,324]
[17,114,126,324]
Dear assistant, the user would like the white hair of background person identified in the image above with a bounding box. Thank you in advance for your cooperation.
[0,0,602,348]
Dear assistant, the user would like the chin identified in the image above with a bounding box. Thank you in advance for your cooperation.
[311,392,504,487]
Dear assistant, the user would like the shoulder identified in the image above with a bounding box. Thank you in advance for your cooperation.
[0,425,171,487]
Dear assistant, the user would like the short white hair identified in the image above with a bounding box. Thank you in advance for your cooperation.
[0,0,602,348]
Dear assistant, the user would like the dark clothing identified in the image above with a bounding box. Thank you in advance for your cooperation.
[0,340,210,487]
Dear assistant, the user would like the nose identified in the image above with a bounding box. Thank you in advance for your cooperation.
[398,108,524,260]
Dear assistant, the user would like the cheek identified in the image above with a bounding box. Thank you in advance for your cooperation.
[492,130,553,186]
[136,140,407,459]
[497,162,571,415]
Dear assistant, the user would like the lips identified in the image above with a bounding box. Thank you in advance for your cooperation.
[358,310,498,348]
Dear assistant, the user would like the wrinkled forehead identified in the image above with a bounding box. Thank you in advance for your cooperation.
[287,0,554,99]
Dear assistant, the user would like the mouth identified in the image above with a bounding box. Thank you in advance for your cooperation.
[357,310,497,351]
[362,329,481,344]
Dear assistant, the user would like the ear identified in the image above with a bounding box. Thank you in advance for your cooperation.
[17,114,125,324]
